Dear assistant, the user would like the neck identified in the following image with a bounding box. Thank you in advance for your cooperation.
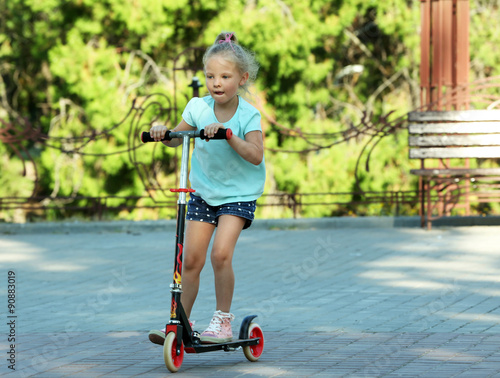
[218,95,239,110]
[214,96,239,123]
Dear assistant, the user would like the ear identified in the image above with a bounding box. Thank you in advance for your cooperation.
[239,72,249,86]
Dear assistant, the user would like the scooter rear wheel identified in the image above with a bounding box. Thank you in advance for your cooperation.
[164,332,184,372]
[243,323,264,362]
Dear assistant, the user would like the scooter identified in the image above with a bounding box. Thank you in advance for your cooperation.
[141,128,264,373]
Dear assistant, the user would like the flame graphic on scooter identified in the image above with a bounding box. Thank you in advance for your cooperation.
[170,298,177,318]
[174,243,183,284]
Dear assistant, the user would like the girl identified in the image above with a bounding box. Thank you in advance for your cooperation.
[148,32,265,344]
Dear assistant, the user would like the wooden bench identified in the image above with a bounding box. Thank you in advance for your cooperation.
[408,110,500,229]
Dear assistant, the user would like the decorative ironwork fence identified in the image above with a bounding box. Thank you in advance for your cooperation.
[1,45,499,222]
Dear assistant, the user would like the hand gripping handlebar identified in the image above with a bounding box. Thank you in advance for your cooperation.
[141,128,232,143]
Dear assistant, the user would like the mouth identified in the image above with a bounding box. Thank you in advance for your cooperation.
[213,91,224,96]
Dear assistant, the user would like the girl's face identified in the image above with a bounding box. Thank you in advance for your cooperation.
[205,55,249,107]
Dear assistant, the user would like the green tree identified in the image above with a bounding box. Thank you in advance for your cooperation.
[1,0,499,221]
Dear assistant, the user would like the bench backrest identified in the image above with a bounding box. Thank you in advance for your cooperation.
[408,110,500,159]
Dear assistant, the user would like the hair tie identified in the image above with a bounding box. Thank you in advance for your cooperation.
[218,33,236,52]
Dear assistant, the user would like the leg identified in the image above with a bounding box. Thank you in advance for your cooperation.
[199,215,244,344]
[181,220,216,318]
[148,220,214,346]
[210,215,246,313]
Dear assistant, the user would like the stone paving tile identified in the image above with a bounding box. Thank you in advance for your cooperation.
[1,331,499,376]
[1,223,500,376]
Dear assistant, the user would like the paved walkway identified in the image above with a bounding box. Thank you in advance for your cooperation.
[1,219,500,377]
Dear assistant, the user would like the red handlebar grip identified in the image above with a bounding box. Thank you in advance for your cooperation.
[226,128,233,140]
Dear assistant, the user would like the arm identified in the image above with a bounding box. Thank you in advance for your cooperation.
[149,119,195,147]
[204,123,264,166]
[229,130,264,166]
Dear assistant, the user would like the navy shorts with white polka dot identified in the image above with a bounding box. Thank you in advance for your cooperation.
[186,194,256,230]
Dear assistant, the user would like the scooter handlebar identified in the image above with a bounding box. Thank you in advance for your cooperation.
[140,130,171,143]
[199,128,233,141]
[141,128,232,143]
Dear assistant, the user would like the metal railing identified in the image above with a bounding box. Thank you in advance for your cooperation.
[0,190,421,221]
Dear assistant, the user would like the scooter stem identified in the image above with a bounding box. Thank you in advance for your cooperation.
[178,135,191,206]
[169,135,192,319]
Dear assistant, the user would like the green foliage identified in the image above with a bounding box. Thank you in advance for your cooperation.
[1,0,499,221]
[470,0,500,78]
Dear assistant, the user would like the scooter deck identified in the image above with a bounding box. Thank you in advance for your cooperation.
[185,337,261,354]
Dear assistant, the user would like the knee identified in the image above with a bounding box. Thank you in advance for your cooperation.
[183,254,205,274]
[211,248,233,270]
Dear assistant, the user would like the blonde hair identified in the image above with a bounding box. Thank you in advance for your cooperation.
[203,32,259,95]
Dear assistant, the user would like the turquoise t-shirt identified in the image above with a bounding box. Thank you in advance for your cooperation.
[182,96,266,206]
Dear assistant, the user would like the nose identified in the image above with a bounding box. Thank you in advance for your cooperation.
[213,77,221,87]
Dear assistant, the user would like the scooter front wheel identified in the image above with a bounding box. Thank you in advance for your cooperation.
[243,323,264,362]
[164,332,184,372]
